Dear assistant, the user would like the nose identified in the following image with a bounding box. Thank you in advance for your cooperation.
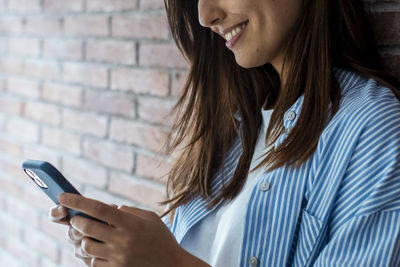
[198,0,225,27]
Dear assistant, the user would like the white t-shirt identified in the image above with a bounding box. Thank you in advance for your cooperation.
[180,109,273,267]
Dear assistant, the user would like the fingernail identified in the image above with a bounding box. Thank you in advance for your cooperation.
[56,205,64,213]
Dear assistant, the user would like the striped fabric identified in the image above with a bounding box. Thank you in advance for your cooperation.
[163,68,400,267]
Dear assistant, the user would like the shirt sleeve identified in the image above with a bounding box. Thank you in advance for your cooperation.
[312,97,400,266]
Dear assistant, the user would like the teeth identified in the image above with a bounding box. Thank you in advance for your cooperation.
[224,22,247,41]
[232,29,237,37]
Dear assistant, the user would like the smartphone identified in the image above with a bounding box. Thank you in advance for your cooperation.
[22,160,107,224]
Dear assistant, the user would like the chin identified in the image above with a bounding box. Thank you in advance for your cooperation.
[234,53,269,69]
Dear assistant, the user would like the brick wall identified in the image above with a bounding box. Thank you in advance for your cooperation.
[0,0,398,266]
[0,0,187,266]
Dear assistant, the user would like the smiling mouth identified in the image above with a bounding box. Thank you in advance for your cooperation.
[222,21,249,41]
[223,21,249,49]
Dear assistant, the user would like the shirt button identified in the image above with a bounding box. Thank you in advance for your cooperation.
[249,257,259,266]
[259,181,270,192]
[286,111,296,121]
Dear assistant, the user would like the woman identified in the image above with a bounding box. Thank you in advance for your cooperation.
[50,0,400,266]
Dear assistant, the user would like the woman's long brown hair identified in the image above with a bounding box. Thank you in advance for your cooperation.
[159,0,400,223]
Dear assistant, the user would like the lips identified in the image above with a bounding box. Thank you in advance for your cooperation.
[222,21,249,49]
[219,20,249,36]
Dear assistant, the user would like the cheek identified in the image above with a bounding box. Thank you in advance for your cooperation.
[239,1,301,67]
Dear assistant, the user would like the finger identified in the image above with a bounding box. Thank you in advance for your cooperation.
[118,205,159,220]
[59,193,121,226]
[75,245,91,260]
[81,257,92,266]
[70,215,115,243]
[67,226,84,245]
[50,217,70,225]
[81,237,110,259]
[91,257,108,267]
[49,205,69,220]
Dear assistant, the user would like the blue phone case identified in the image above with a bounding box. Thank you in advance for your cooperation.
[22,160,107,224]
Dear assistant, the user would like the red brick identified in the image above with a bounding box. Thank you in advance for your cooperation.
[5,117,39,143]
[112,14,169,39]
[84,89,135,117]
[370,11,400,45]
[64,15,109,37]
[84,138,134,172]
[140,43,188,68]
[42,127,82,155]
[43,39,82,60]
[8,0,41,12]
[42,82,82,107]
[7,78,40,99]
[43,0,84,12]
[24,16,61,36]
[87,0,137,11]
[24,228,60,262]
[0,95,23,115]
[24,101,60,125]
[111,68,169,96]
[24,59,60,80]
[0,17,23,34]
[0,58,24,75]
[138,96,176,126]
[0,137,22,157]
[8,37,40,57]
[86,40,136,65]
[136,154,171,183]
[62,109,108,137]
[110,118,169,153]
[61,156,108,188]
[63,62,108,89]
[171,71,188,96]
[141,0,165,9]
[6,237,40,266]
[108,171,166,211]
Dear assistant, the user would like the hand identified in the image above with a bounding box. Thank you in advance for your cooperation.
[58,193,189,267]
[49,203,117,266]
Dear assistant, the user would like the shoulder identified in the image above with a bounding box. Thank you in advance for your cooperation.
[317,70,400,164]
[325,70,400,136]
[337,70,400,126]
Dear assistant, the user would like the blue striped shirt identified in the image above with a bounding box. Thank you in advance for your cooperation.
[163,68,400,266]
